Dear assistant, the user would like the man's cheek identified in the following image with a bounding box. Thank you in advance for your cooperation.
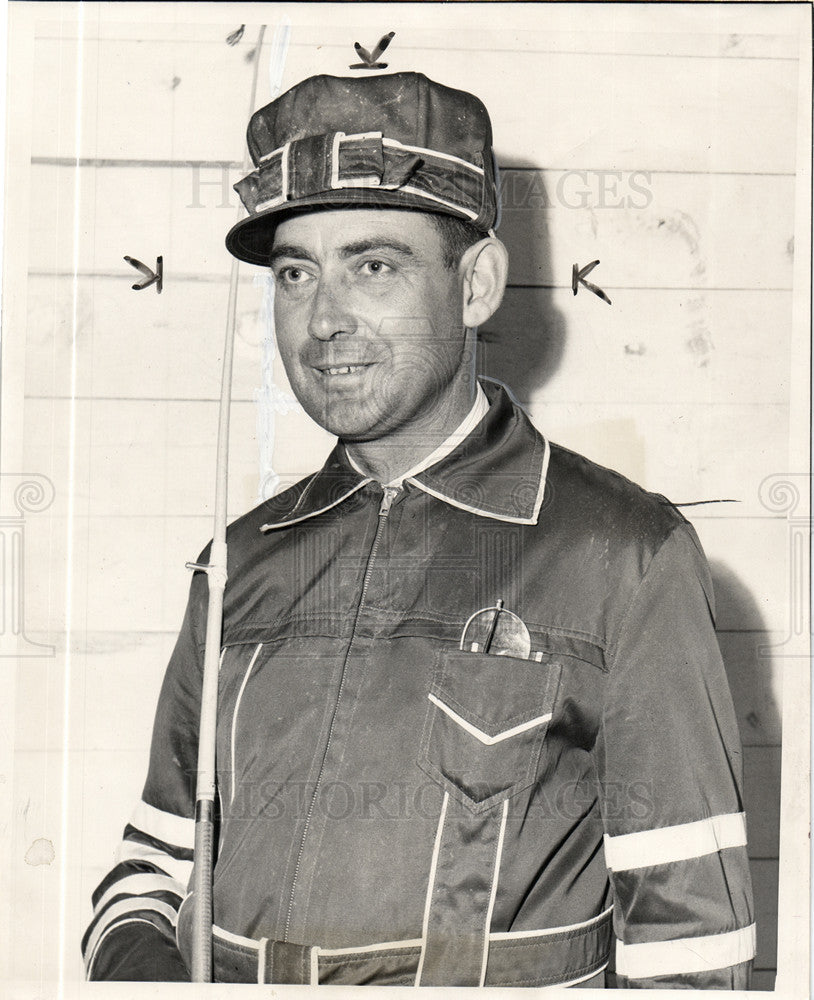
[272,317,305,367]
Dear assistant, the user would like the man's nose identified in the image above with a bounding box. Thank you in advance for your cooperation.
[307,275,357,341]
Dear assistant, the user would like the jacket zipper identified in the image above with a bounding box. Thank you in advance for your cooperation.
[284,483,401,939]
[377,484,400,518]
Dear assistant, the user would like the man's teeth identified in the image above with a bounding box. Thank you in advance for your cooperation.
[323,365,366,376]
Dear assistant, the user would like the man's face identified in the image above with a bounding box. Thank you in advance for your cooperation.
[269,208,470,443]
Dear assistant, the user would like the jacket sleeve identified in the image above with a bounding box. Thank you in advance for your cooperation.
[597,523,755,989]
[82,565,208,981]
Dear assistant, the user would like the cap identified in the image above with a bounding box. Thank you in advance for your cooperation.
[226,72,500,266]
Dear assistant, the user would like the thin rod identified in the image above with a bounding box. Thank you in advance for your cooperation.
[191,24,267,983]
[482,599,504,655]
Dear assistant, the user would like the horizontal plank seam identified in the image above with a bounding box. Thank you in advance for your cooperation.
[30,37,801,61]
[29,157,797,178]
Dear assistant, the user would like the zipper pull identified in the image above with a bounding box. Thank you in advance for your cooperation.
[379,485,401,517]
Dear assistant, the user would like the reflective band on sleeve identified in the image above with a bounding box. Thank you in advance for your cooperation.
[604,812,747,872]
[428,693,551,745]
[86,917,164,980]
[115,839,194,886]
[84,897,179,969]
[615,924,756,979]
[130,800,195,851]
[93,872,185,916]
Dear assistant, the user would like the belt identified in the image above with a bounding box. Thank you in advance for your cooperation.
[176,898,612,986]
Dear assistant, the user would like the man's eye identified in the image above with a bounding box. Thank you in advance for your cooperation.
[361,259,392,276]
[277,266,311,285]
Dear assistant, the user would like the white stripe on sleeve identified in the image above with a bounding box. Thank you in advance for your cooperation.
[115,838,194,886]
[615,923,756,979]
[604,812,747,872]
[93,872,185,917]
[86,917,166,980]
[84,897,179,971]
[129,800,195,850]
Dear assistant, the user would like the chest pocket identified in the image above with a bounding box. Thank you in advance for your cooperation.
[417,648,563,814]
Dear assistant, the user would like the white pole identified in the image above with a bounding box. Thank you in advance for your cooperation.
[188,25,266,982]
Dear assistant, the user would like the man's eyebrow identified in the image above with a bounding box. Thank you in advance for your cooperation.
[268,238,419,268]
[338,239,417,260]
[268,244,316,267]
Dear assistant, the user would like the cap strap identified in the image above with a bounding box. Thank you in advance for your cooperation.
[235,142,291,214]
[234,132,490,224]
[382,137,485,176]
[329,131,424,191]
[329,131,384,189]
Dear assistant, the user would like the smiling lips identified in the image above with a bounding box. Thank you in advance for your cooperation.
[315,362,375,377]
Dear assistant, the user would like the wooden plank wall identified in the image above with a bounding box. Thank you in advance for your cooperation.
[6,2,808,987]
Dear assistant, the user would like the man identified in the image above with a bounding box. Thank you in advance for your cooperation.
[82,72,754,987]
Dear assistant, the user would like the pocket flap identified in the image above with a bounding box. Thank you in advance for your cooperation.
[430,649,561,739]
[418,648,563,812]
[427,693,552,744]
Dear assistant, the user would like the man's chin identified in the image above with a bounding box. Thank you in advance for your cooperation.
[321,423,386,443]
[301,405,388,442]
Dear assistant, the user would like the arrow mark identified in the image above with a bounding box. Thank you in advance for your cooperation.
[572,260,611,305]
[350,31,395,70]
[124,255,163,293]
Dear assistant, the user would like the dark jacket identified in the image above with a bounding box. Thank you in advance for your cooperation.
[83,381,754,986]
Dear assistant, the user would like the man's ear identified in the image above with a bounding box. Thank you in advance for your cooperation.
[460,237,509,329]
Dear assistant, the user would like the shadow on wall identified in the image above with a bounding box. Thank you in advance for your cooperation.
[477,158,566,398]
[709,559,782,989]
[477,152,781,985]
[477,152,781,988]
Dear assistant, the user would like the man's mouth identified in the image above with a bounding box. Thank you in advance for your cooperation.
[315,363,374,377]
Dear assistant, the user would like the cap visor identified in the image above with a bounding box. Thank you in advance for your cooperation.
[225,189,478,266]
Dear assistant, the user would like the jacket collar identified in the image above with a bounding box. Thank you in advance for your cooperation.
[260,379,549,531]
